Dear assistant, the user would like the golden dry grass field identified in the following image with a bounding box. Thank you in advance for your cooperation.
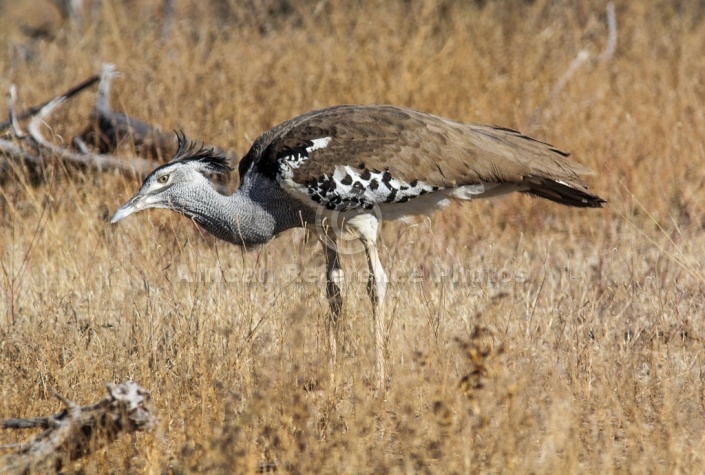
[2,0,705,472]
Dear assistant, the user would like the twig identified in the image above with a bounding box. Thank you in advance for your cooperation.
[6,85,26,139]
[599,3,617,61]
[96,63,118,113]
[72,136,91,154]
[0,75,99,133]
[551,50,591,100]
[46,386,77,410]
[1,418,52,430]
[527,2,618,130]
[0,139,43,166]
[552,2,617,99]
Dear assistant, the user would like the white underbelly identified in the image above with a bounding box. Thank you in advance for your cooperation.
[377,190,454,220]
[377,183,523,221]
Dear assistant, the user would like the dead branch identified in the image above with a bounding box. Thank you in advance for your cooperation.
[599,2,617,62]
[77,64,179,161]
[27,95,156,174]
[552,3,617,99]
[1,63,233,183]
[0,140,43,166]
[0,139,46,184]
[96,63,118,113]
[7,85,27,139]
[0,381,156,475]
[75,63,232,164]
[0,74,99,134]
[20,64,156,174]
[527,2,617,131]
[1,417,54,430]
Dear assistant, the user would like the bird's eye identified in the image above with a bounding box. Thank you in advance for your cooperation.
[158,174,169,184]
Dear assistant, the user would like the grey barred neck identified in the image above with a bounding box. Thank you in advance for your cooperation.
[176,174,314,248]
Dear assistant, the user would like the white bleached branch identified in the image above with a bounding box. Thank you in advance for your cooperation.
[27,95,156,174]
[0,382,156,474]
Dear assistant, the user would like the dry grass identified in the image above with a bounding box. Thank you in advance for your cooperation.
[2,0,705,472]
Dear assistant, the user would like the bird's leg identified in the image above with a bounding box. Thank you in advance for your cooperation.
[319,228,344,389]
[324,246,344,320]
[360,231,387,391]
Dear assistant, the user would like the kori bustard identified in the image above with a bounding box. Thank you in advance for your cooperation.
[111,104,605,388]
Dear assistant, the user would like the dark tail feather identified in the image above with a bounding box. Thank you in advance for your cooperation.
[521,177,606,208]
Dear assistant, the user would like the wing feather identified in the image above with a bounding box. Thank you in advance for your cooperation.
[238,105,601,209]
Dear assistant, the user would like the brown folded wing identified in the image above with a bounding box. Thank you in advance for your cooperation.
[239,104,598,197]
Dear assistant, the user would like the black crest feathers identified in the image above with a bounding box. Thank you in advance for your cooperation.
[171,131,233,175]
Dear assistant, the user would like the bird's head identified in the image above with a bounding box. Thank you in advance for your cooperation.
[111,132,233,223]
